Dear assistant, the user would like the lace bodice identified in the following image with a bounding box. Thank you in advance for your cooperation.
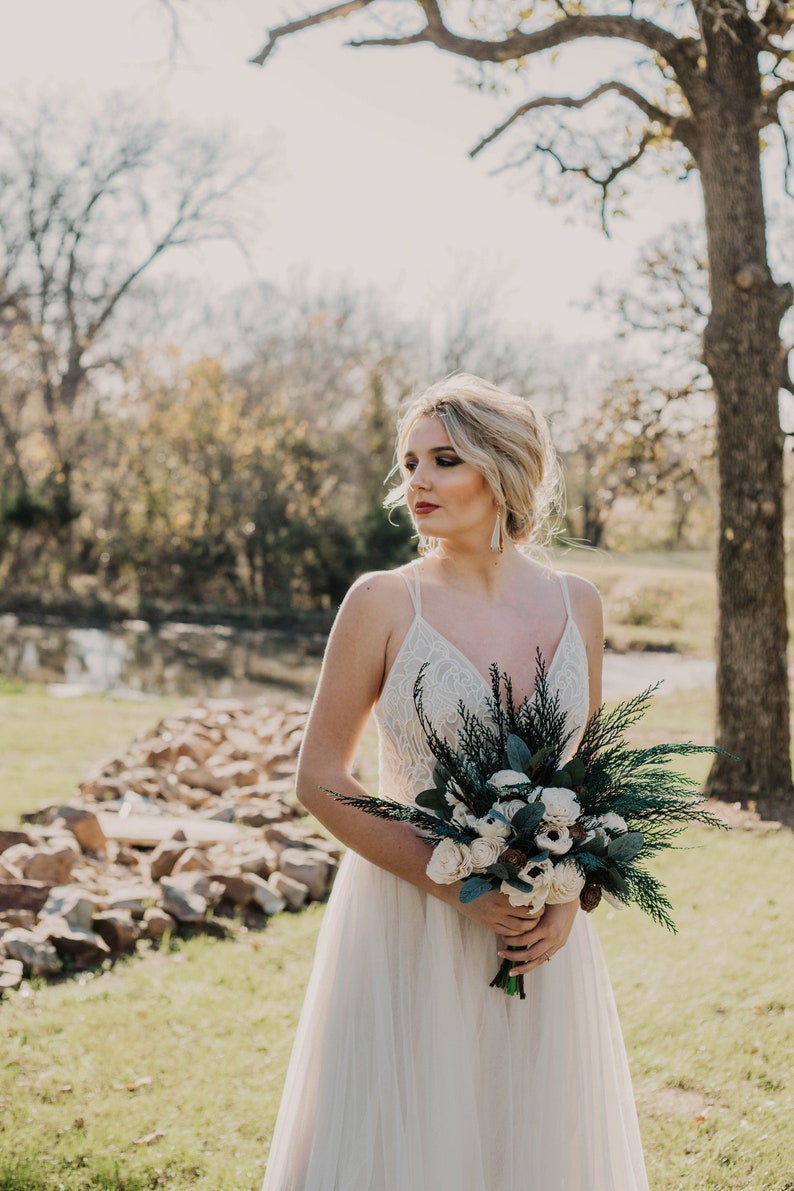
[374,563,590,804]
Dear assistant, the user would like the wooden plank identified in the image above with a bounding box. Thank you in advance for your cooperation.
[96,812,244,847]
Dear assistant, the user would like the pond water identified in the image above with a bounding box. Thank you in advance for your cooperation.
[0,615,327,702]
[0,615,716,703]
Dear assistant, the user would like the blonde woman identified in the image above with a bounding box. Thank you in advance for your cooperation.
[262,375,648,1191]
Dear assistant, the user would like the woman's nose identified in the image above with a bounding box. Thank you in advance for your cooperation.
[409,468,430,490]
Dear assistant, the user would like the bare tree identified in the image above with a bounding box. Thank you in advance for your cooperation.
[252,0,794,804]
[0,94,264,549]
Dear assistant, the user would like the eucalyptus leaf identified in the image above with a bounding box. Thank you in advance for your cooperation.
[582,828,608,855]
[486,863,512,879]
[459,876,494,904]
[415,788,447,815]
[528,745,552,771]
[603,867,631,896]
[433,762,451,787]
[505,876,535,893]
[566,757,586,786]
[512,802,545,833]
[607,831,645,862]
[506,734,534,774]
[548,769,573,789]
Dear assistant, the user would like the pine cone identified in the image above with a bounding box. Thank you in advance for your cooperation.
[579,882,602,913]
[569,822,588,842]
[499,847,527,869]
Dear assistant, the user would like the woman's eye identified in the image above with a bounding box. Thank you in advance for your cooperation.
[436,456,459,467]
[404,460,417,472]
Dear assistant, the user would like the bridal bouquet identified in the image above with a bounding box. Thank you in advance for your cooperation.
[327,654,724,997]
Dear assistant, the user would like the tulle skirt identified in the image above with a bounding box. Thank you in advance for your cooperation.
[262,851,649,1191]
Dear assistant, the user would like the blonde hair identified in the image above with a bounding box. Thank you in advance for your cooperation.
[385,373,563,548]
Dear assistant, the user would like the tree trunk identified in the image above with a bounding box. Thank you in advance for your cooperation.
[696,27,793,800]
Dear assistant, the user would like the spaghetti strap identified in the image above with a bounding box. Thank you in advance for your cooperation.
[558,572,573,619]
[398,563,422,617]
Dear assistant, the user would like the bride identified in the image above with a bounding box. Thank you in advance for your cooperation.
[262,374,649,1191]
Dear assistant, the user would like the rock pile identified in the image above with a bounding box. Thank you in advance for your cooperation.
[0,699,340,992]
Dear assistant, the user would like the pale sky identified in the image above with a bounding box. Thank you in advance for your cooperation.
[1,0,704,344]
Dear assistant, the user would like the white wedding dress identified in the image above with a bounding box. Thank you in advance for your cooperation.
[262,565,649,1191]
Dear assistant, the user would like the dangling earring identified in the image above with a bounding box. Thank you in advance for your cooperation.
[490,511,504,555]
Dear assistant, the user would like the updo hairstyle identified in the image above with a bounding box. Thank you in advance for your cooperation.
[384,373,563,548]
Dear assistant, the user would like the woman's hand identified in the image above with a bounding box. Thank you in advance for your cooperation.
[495,899,579,976]
[454,887,545,937]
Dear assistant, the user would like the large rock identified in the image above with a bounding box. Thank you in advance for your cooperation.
[2,842,76,885]
[148,838,190,881]
[268,870,309,911]
[41,917,111,966]
[277,847,333,901]
[0,829,32,854]
[236,842,279,879]
[0,958,24,992]
[41,887,97,931]
[159,874,222,923]
[93,910,138,953]
[2,928,61,976]
[170,847,212,875]
[246,874,287,915]
[0,880,52,915]
[55,806,107,853]
[143,906,176,940]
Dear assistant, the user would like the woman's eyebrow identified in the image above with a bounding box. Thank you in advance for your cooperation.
[403,446,459,459]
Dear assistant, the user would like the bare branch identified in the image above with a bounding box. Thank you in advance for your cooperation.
[250,0,378,66]
[470,82,679,159]
[253,1,684,70]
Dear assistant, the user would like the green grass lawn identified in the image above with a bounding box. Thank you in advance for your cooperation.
[0,678,183,826]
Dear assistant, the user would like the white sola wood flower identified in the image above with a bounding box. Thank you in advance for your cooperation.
[599,812,628,835]
[536,824,573,855]
[451,803,478,830]
[546,861,586,904]
[495,798,526,821]
[469,836,503,872]
[502,858,554,910]
[475,812,512,841]
[426,838,473,884]
[489,769,537,792]
[538,788,581,827]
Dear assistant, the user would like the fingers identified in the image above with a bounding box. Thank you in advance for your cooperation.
[498,941,557,976]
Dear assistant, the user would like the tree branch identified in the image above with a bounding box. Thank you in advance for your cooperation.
[250,0,378,65]
[253,1,684,69]
[469,82,680,159]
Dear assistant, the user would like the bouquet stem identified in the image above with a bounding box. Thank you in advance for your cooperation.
[490,947,526,999]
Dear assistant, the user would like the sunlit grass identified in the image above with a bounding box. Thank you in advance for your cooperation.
[0,682,182,825]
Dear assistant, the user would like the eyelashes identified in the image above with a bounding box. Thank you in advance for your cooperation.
[403,456,460,472]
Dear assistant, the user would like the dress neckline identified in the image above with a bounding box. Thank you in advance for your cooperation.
[378,565,581,708]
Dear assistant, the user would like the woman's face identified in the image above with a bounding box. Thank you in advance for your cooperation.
[401,416,495,545]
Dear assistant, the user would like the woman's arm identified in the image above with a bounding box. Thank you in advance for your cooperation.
[297,572,540,939]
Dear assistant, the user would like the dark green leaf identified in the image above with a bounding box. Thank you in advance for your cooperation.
[512,801,545,833]
[415,788,447,815]
[602,867,631,896]
[567,757,586,786]
[459,876,495,904]
[548,769,573,788]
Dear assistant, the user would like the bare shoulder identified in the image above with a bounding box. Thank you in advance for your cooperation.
[557,569,604,647]
[342,567,412,618]
[332,567,415,647]
[559,570,603,617]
